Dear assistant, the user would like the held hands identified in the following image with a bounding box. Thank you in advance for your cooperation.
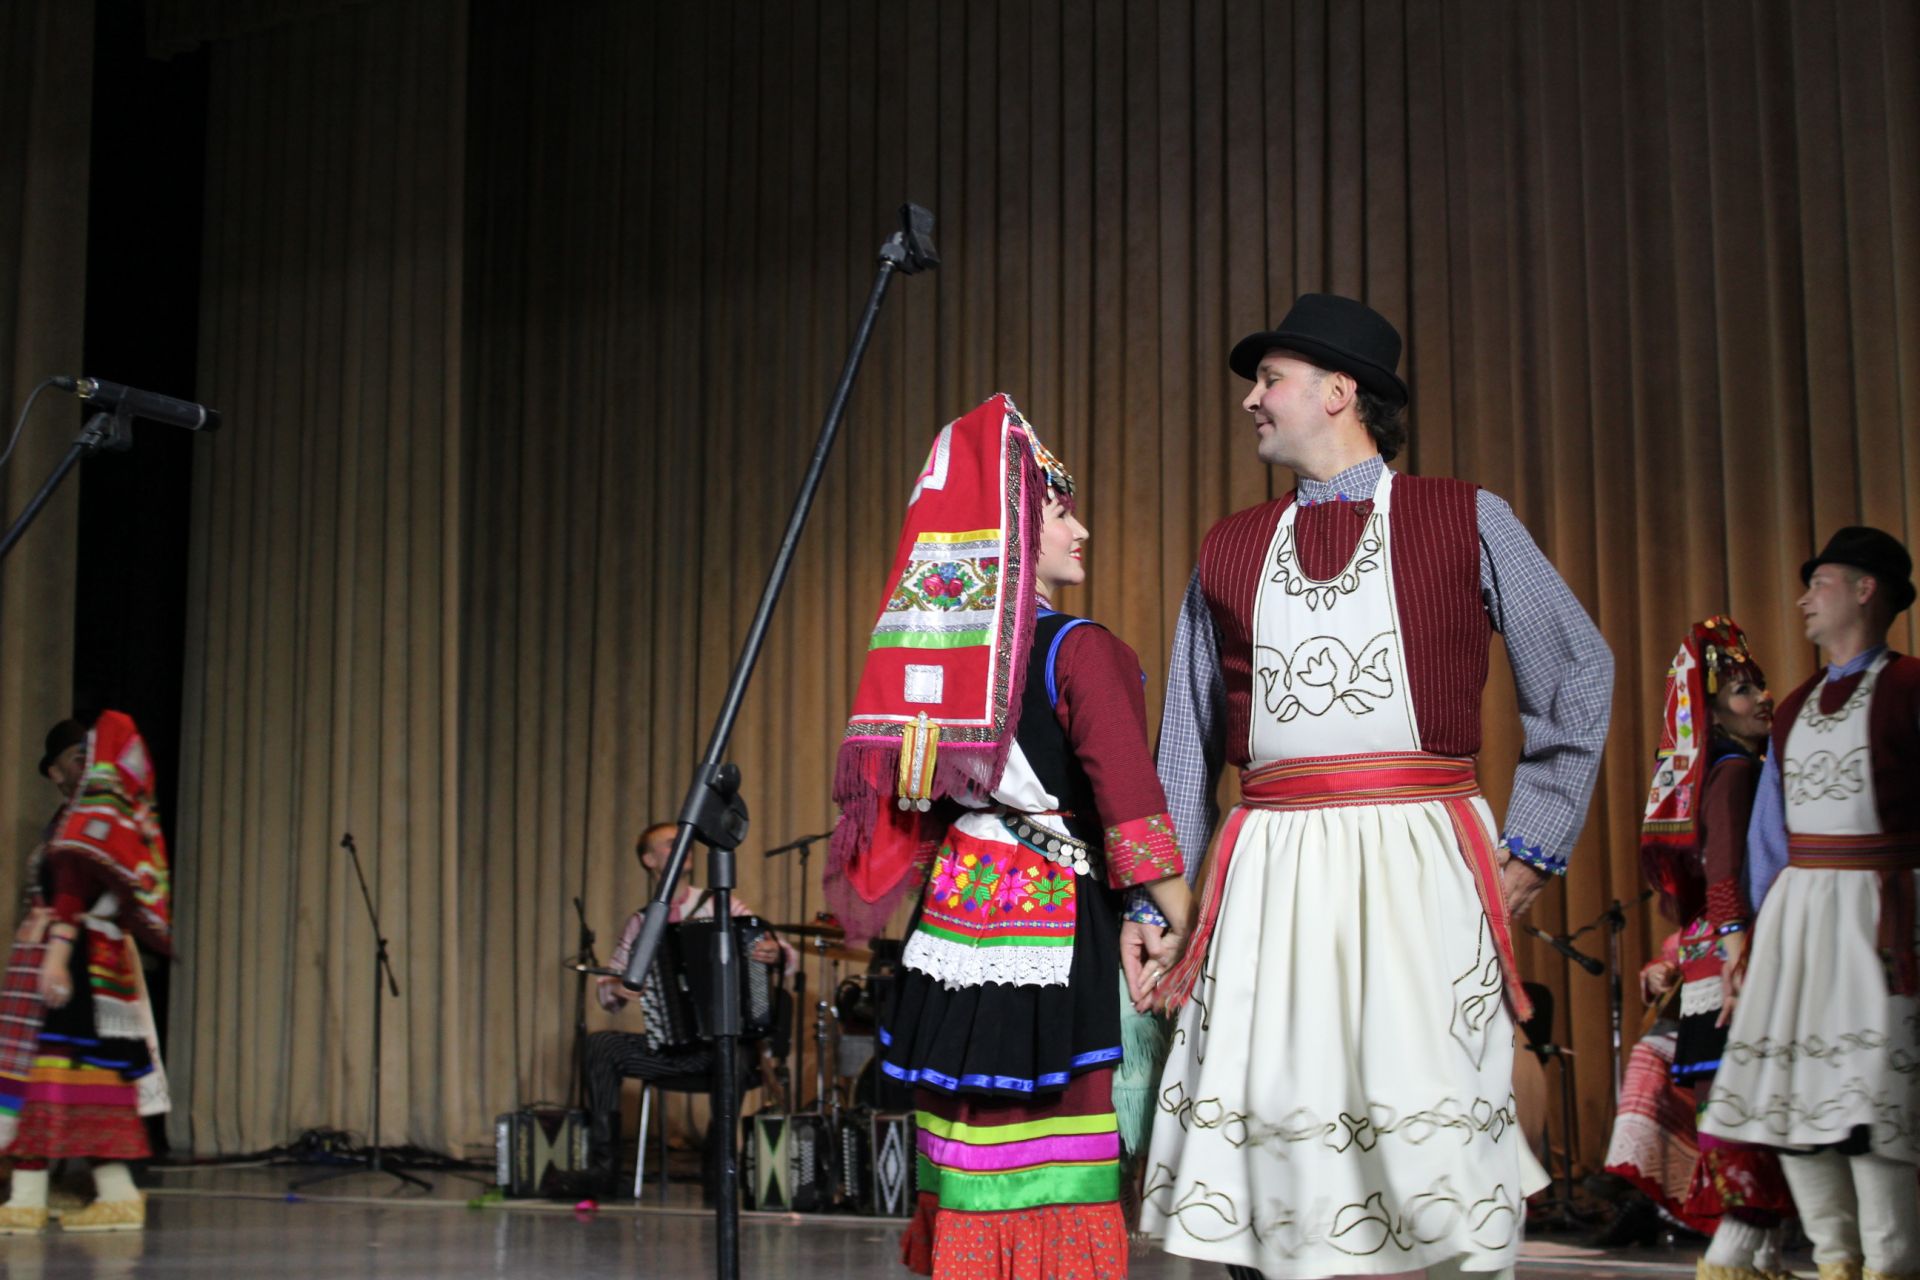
[1120,916,1190,1013]
[1120,921,1166,1012]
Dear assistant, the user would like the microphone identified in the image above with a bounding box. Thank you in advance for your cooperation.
[1521,923,1606,976]
[54,376,221,432]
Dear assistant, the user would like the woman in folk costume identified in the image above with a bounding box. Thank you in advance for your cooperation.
[825,394,1194,1279]
[1599,928,1717,1241]
[1637,618,1794,1278]
[0,711,172,1234]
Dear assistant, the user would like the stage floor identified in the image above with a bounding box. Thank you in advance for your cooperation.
[0,1166,1716,1279]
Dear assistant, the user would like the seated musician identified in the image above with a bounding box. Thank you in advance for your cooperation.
[585,821,797,1197]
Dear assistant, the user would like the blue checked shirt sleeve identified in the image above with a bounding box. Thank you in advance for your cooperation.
[1127,570,1224,925]
[1742,749,1789,912]
[1478,490,1614,875]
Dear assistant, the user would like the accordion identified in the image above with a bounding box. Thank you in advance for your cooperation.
[494,1106,590,1199]
[636,913,778,1052]
[741,1111,832,1212]
[839,1111,917,1217]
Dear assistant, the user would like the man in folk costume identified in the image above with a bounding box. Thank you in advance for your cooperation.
[1136,294,1613,1279]
[1701,527,1920,1280]
[1637,618,1794,1276]
[826,394,1193,1277]
[0,711,172,1234]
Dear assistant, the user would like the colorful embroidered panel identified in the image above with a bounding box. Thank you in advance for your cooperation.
[870,531,1002,651]
[903,827,1077,990]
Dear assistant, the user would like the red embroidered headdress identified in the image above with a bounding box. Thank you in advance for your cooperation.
[824,393,1071,942]
[1639,616,1764,922]
[48,710,173,955]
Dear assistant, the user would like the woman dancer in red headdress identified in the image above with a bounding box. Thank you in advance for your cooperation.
[1638,618,1794,1279]
[0,712,172,1235]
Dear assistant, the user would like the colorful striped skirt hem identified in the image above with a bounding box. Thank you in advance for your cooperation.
[901,1069,1128,1277]
[9,1050,151,1161]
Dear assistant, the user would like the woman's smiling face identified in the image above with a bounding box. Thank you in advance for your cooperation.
[1034,494,1087,598]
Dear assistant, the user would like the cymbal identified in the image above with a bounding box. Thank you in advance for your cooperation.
[774,922,846,939]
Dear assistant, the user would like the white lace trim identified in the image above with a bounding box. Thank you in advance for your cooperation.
[136,1062,172,1117]
[903,931,1073,991]
[1680,975,1724,1017]
[92,992,147,1041]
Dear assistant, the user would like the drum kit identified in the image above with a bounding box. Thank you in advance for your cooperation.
[750,917,916,1215]
[779,920,908,1110]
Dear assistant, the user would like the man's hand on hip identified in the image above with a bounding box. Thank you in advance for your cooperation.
[1499,858,1551,920]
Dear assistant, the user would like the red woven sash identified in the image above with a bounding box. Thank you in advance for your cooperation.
[1788,832,1920,996]
[1160,752,1532,1022]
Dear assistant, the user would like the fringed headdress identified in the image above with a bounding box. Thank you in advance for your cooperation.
[824,393,1070,942]
[1640,616,1764,922]
[48,710,173,955]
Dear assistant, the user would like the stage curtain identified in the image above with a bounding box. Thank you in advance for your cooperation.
[173,0,1920,1166]
[143,0,376,57]
[0,3,92,900]
[167,0,467,1155]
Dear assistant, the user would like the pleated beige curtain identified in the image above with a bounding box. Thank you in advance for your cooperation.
[0,3,92,901]
[168,0,466,1154]
[170,0,1920,1166]
[144,0,377,57]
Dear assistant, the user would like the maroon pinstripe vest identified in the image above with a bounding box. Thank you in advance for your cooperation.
[1197,475,1490,768]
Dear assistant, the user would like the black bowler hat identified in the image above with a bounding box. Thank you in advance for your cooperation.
[1229,293,1410,408]
[38,719,87,777]
[1802,526,1915,615]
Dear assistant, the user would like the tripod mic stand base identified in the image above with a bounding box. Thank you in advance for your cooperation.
[288,1149,434,1196]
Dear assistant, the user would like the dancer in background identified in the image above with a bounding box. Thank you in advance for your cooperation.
[1599,930,1715,1242]
[1634,617,1795,1271]
[0,712,172,1234]
[827,394,1192,1278]
[1703,529,1920,1280]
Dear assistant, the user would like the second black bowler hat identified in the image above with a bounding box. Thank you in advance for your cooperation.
[38,718,87,777]
[1801,526,1916,615]
[1229,293,1410,408]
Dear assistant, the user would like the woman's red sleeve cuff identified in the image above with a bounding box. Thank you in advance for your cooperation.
[1104,813,1184,889]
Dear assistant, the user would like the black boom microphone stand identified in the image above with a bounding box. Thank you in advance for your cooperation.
[0,377,221,563]
[620,204,938,1280]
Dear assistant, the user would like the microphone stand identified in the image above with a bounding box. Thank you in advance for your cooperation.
[1565,889,1654,1106]
[765,831,831,1114]
[0,409,132,562]
[292,833,430,1194]
[569,896,598,1110]
[1517,923,1597,1231]
[619,205,937,1280]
